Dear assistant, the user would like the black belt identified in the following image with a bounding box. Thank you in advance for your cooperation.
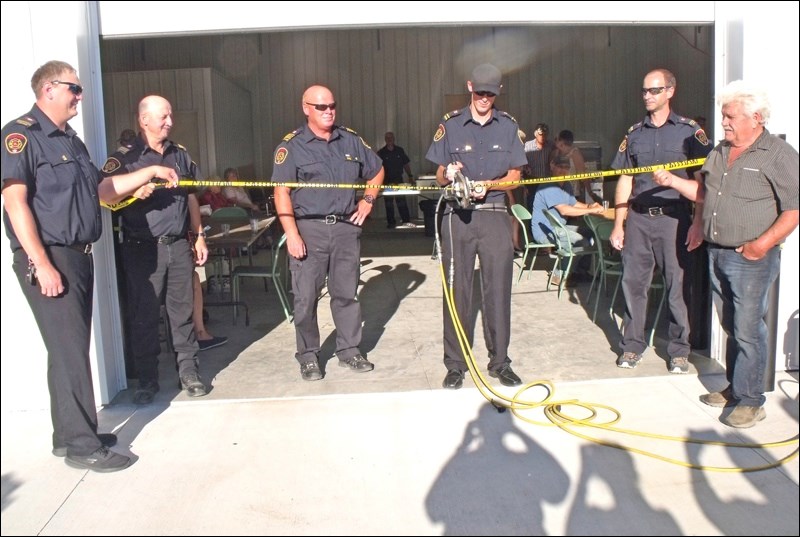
[450,203,507,212]
[296,215,350,224]
[629,202,686,216]
[708,243,739,250]
[127,235,183,244]
[52,243,93,254]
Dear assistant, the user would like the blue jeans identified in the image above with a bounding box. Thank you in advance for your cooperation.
[708,244,781,407]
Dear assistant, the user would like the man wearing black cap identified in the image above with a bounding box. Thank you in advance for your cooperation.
[425,63,527,390]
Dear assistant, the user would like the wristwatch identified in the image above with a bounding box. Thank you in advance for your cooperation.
[363,194,375,205]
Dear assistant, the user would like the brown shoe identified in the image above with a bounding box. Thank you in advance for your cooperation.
[723,404,766,428]
[699,386,737,408]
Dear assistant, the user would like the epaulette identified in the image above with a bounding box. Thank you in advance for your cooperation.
[176,143,188,151]
[500,111,518,123]
[627,121,643,133]
[282,128,302,142]
[442,109,462,122]
[341,126,359,136]
[118,146,131,155]
[15,115,37,128]
[681,117,697,126]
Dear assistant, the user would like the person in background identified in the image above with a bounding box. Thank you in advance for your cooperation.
[653,80,798,428]
[610,68,711,374]
[377,131,415,229]
[554,129,590,202]
[192,271,227,351]
[117,128,137,151]
[272,85,384,381]
[199,179,234,211]
[530,155,604,286]
[103,95,210,405]
[221,167,259,211]
[425,63,527,390]
[1,60,179,472]
[523,122,557,210]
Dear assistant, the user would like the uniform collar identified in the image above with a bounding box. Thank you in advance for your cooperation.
[460,105,499,126]
[30,104,77,138]
[299,122,342,143]
[643,109,680,128]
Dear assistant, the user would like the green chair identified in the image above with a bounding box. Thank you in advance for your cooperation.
[583,214,666,347]
[510,204,555,284]
[231,233,293,324]
[542,208,597,299]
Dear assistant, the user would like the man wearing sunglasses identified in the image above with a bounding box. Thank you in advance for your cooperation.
[425,63,527,390]
[272,85,384,381]
[609,68,711,374]
[2,60,180,472]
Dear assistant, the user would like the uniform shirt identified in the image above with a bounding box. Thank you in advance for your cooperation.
[426,106,527,205]
[272,123,382,217]
[700,129,799,247]
[530,183,576,244]
[1,105,103,251]
[377,145,410,184]
[610,111,711,206]
[101,136,200,238]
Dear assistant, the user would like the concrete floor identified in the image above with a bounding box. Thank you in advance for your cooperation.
[2,216,798,535]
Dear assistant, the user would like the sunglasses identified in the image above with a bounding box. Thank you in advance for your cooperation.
[474,91,496,98]
[51,80,83,96]
[641,86,671,96]
[305,102,336,111]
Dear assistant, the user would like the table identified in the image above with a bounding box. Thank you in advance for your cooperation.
[202,215,277,325]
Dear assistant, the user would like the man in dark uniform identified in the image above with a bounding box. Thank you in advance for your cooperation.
[425,63,527,390]
[272,85,384,381]
[1,60,179,472]
[102,95,209,404]
[377,131,415,228]
[610,68,711,373]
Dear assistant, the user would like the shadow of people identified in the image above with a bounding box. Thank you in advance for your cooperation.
[685,424,800,535]
[566,443,681,535]
[425,403,569,535]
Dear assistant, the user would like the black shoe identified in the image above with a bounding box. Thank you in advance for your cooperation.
[53,433,117,458]
[133,380,160,405]
[180,372,208,397]
[300,361,323,381]
[442,369,464,389]
[198,335,228,351]
[64,446,131,473]
[338,354,374,372]
[489,364,522,387]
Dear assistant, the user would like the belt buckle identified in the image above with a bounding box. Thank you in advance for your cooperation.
[648,207,663,216]
[324,215,337,225]
[82,244,93,254]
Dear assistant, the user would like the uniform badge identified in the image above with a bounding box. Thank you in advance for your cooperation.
[433,124,445,142]
[694,129,709,146]
[5,133,27,154]
[274,147,288,165]
[102,157,121,173]
[618,136,628,153]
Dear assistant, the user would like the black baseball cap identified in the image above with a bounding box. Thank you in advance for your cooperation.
[471,63,502,95]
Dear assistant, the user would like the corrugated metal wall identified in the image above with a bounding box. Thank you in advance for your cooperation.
[101,24,713,180]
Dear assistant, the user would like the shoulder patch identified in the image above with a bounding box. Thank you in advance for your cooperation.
[274,147,288,165]
[102,157,122,174]
[433,123,446,143]
[501,111,518,123]
[618,136,628,153]
[15,116,37,128]
[5,133,27,154]
[627,122,643,134]
[694,128,709,146]
[442,109,461,122]
[282,128,302,142]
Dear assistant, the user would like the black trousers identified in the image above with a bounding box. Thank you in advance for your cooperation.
[384,195,411,226]
[13,246,102,457]
[291,220,363,363]
[121,238,198,382]
[439,209,514,372]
